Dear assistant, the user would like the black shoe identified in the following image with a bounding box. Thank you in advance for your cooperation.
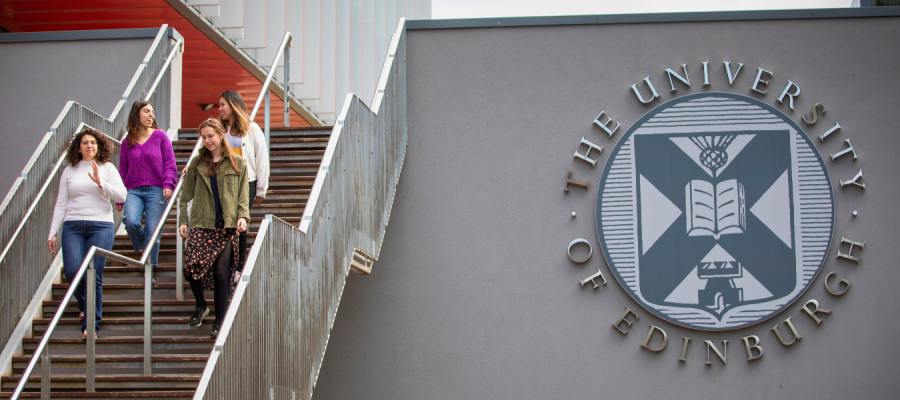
[189,306,209,327]
[210,323,221,338]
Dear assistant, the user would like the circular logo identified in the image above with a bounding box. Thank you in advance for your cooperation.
[596,92,835,331]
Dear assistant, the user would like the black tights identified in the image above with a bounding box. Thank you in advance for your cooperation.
[187,240,233,326]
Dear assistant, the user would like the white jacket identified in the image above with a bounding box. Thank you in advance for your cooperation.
[237,122,270,198]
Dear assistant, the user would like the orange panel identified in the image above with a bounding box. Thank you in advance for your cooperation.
[0,0,313,128]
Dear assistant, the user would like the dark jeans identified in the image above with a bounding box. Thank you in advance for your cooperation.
[61,220,114,333]
[237,180,257,269]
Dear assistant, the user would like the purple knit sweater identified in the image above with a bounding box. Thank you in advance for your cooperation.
[118,129,178,199]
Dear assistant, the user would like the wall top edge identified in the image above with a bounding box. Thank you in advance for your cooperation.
[0,27,182,44]
[406,6,900,30]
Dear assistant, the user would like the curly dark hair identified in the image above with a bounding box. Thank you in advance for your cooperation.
[65,127,114,167]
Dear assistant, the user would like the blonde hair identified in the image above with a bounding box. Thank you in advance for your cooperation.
[195,119,240,176]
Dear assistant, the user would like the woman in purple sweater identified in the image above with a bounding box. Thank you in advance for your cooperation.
[118,100,178,270]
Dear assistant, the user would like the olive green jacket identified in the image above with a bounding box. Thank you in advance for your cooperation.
[178,149,250,230]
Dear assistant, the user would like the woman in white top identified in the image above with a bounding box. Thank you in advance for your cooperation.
[218,90,269,270]
[47,127,127,338]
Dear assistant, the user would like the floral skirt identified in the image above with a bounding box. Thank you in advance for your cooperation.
[183,221,238,290]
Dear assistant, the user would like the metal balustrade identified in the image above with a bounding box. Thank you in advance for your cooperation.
[0,25,183,356]
[193,18,408,400]
[2,26,184,399]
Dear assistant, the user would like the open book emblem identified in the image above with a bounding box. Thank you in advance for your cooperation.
[596,93,835,331]
[686,179,745,240]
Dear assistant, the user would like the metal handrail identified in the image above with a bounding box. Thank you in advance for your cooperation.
[146,38,184,103]
[3,25,183,397]
[249,32,292,122]
[10,246,142,400]
[249,32,293,150]
[193,18,408,399]
[0,25,179,357]
[192,217,271,399]
[0,123,117,268]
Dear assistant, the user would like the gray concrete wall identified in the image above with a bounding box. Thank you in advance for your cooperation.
[0,37,152,198]
[314,15,900,399]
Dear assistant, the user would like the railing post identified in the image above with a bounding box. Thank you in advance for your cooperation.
[176,195,183,301]
[40,345,49,400]
[143,260,152,375]
[265,91,271,148]
[86,265,96,392]
[284,43,290,127]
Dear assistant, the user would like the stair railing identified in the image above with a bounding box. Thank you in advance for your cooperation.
[0,24,182,357]
[171,30,292,302]
[7,128,135,399]
[249,31,293,149]
[3,26,184,397]
[9,131,195,399]
[193,18,408,400]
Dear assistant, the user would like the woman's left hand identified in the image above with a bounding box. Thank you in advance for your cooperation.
[163,188,173,201]
[236,218,248,233]
[88,161,102,187]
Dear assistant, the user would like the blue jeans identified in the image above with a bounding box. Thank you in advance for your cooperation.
[61,220,114,333]
[123,186,166,268]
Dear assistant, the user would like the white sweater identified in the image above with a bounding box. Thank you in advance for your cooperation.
[48,160,128,240]
[226,122,270,198]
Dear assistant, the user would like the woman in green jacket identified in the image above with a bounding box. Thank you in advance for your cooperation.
[178,118,250,338]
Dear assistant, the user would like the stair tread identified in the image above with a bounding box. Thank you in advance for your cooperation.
[24,337,213,344]
[33,330,213,339]
[11,374,200,382]
[34,317,215,325]
[13,354,208,362]
[173,137,328,145]
[0,390,195,397]
[179,126,332,132]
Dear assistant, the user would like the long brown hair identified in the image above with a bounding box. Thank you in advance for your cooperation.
[219,90,251,137]
[65,127,114,167]
[125,100,160,147]
[195,119,240,177]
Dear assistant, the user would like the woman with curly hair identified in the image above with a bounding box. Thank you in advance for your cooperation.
[179,118,249,338]
[48,127,127,338]
[118,100,177,273]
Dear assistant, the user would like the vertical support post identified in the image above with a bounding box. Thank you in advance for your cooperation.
[86,266,96,392]
[40,345,50,400]
[284,44,290,127]
[265,91,271,151]
[176,195,183,301]
[143,261,152,376]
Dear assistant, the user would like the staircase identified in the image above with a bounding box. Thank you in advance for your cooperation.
[0,126,331,399]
